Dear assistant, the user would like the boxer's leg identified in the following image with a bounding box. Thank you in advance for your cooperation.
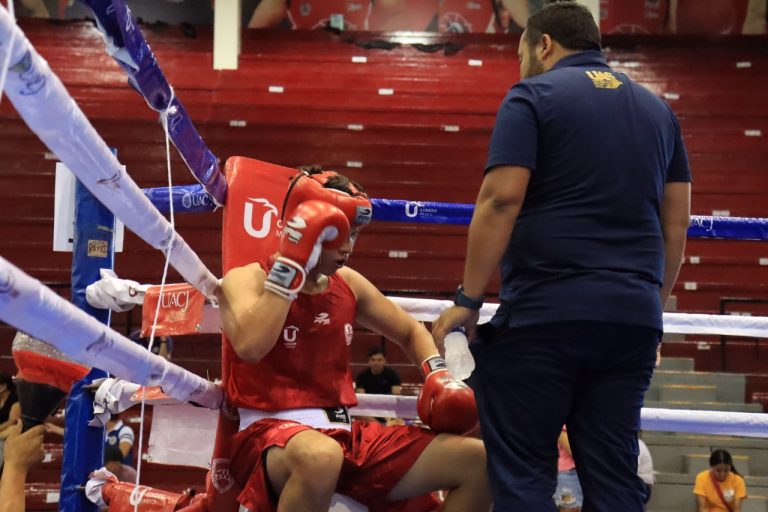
[265,429,344,512]
[387,434,491,512]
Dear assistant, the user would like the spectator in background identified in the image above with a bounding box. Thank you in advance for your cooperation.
[355,346,402,396]
[129,330,172,361]
[0,374,20,435]
[17,0,50,18]
[555,427,582,512]
[637,432,655,508]
[0,373,21,468]
[104,414,134,468]
[247,0,289,28]
[43,422,64,437]
[103,444,137,483]
[0,422,45,512]
[694,449,747,512]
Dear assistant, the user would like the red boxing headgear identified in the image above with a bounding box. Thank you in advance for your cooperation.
[282,171,373,228]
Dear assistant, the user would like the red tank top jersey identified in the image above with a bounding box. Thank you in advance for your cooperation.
[224,271,358,411]
[287,0,372,31]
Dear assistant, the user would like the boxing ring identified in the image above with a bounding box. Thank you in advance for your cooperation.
[0,2,767,510]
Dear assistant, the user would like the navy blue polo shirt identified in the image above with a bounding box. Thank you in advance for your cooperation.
[486,51,691,331]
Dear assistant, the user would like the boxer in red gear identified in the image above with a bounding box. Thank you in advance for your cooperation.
[218,168,489,512]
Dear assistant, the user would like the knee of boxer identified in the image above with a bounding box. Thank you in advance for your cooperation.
[282,436,344,491]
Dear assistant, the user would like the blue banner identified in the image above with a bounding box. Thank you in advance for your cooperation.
[60,180,113,512]
[687,215,768,241]
[372,198,474,225]
[77,0,227,205]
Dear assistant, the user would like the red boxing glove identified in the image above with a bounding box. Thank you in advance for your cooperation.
[264,200,350,300]
[417,356,478,435]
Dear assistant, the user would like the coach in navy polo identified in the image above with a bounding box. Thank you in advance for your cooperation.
[433,3,692,511]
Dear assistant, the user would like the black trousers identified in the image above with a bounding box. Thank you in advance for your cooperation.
[470,321,658,512]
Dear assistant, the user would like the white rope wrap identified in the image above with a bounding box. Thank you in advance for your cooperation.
[0,5,219,299]
[85,269,148,312]
[0,257,223,409]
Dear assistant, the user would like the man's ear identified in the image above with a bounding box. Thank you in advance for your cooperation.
[540,34,554,59]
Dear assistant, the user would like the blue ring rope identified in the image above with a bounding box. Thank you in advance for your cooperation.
[143,185,768,241]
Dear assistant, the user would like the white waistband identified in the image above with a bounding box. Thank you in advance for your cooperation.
[239,407,352,432]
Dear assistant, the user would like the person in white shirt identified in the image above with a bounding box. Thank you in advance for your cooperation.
[637,434,655,508]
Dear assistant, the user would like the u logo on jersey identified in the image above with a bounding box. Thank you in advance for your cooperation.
[283,326,299,349]
[243,198,279,239]
[585,70,623,89]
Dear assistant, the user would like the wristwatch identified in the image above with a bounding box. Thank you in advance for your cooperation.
[454,285,484,310]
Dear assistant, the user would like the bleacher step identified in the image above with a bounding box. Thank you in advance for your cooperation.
[658,357,695,371]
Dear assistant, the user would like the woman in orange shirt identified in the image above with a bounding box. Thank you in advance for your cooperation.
[694,449,747,512]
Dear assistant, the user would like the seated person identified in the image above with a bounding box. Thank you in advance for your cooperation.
[129,330,173,360]
[555,427,582,512]
[104,414,134,468]
[637,432,655,506]
[103,444,138,483]
[355,346,403,425]
[218,168,490,511]
[355,346,402,396]
[694,449,747,512]
[0,372,21,438]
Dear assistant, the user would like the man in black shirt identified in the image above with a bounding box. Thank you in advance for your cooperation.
[355,346,402,396]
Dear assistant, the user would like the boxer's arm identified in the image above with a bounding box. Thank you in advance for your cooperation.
[218,263,292,362]
[340,268,439,365]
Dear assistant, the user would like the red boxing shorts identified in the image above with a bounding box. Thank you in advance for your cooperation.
[229,419,438,512]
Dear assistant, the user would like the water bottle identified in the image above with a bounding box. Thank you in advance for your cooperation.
[444,330,475,380]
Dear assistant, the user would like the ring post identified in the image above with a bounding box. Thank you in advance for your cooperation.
[60,180,114,511]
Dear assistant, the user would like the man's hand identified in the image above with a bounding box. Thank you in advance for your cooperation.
[431,305,480,348]
[4,423,44,472]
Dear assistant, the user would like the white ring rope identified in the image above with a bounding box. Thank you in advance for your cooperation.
[84,280,768,339]
[0,5,219,299]
[388,297,768,339]
[350,394,768,439]
[0,256,223,409]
